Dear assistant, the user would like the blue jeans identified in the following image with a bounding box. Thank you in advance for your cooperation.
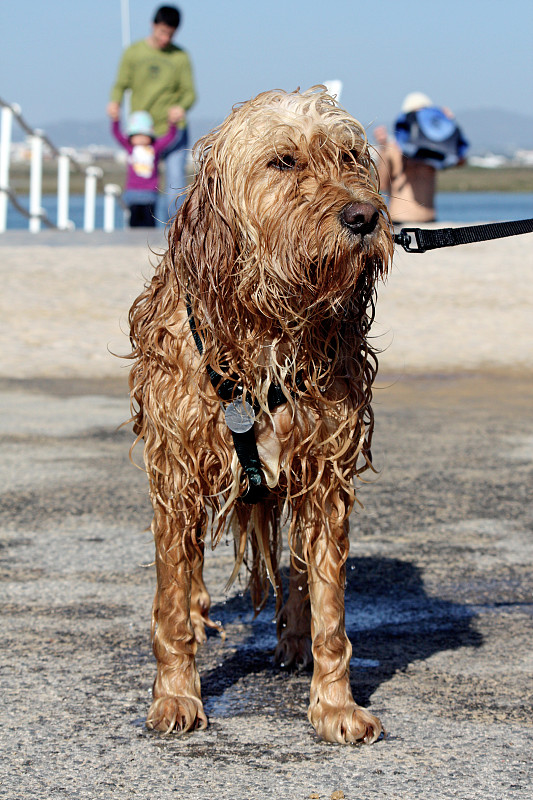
[157,127,189,225]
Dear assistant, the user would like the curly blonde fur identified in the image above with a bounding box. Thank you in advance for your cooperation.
[128,87,394,744]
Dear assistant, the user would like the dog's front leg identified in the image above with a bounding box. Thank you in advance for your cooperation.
[147,508,208,734]
[305,511,382,744]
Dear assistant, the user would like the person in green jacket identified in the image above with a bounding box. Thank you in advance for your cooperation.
[107,5,196,222]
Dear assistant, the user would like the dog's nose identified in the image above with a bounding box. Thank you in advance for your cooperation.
[341,202,379,236]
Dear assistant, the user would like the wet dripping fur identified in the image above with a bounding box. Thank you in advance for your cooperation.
[128,87,394,744]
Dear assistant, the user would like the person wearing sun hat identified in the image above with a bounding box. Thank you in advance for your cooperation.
[110,108,180,227]
[374,92,468,224]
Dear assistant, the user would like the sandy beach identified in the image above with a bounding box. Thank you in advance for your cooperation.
[0,226,531,380]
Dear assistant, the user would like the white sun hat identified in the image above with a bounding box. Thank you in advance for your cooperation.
[401,92,433,114]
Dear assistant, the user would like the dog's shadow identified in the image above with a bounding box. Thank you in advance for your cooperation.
[199,555,482,713]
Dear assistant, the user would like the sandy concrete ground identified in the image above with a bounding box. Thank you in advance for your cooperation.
[0,229,532,799]
[0,226,532,378]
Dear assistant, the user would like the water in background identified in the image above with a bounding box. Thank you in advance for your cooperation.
[5,192,533,231]
[437,192,533,223]
[6,195,127,231]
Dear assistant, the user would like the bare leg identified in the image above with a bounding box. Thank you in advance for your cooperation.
[146,508,208,734]
[305,513,382,744]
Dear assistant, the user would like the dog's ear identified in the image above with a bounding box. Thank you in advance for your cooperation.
[171,149,237,300]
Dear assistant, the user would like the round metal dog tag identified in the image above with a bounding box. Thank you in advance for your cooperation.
[225,399,255,434]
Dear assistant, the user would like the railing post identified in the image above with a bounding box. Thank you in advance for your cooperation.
[324,80,343,102]
[29,130,44,233]
[0,104,15,233]
[83,166,102,232]
[103,183,121,232]
[57,150,72,230]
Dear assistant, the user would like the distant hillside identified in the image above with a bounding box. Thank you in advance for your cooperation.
[12,108,533,157]
[12,116,221,150]
[455,108,533,155]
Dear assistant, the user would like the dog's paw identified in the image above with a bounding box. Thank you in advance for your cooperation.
[146,695,208,735]
[308,701,383,745]
[274,634,313,671]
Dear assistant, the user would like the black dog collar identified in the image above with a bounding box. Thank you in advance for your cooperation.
[186,299,304,504]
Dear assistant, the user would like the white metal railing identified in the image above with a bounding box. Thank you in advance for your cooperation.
[0,97,126,233]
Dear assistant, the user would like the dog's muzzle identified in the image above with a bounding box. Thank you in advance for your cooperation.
[340,202,379,238]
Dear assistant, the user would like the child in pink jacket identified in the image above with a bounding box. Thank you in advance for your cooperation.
[111,109,178,227]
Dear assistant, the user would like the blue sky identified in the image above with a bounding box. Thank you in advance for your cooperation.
[2,0,532,133]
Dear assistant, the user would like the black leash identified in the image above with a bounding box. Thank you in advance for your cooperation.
[394,217,533,253]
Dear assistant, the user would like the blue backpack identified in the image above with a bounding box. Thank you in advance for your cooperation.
[394,106,469,169]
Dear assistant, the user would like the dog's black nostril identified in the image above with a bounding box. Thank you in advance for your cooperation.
[341,202,379,236]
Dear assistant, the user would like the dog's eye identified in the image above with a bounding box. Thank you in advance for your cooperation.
[268,155,297,171]
[342,149,359,165]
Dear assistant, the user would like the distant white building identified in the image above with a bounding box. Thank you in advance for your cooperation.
[468,154,509,168]
[514,149,533,166]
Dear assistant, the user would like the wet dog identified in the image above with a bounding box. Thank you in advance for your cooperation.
[128,87,393,743]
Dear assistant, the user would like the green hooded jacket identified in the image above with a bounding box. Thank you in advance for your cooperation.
[110,40,196,136]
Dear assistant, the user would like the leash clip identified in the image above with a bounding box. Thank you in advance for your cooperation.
[394,228,426,253]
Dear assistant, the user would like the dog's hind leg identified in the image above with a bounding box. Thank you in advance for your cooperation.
[305,496,382,744]
[147,506,208,734]
[275,536,312,670]
[190,538,225,644]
